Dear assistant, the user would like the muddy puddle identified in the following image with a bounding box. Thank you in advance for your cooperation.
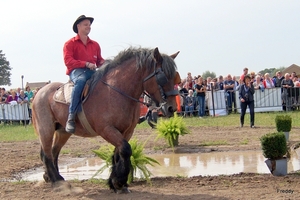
[21,150,300,181]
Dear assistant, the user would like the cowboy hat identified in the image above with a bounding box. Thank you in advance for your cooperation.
[73,15,94,33]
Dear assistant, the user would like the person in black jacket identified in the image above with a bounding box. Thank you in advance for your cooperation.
[239,75,255,128]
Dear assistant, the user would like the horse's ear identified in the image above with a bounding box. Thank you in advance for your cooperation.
[174,72,181,84]
[153,47,163,64]
[170,51,180,59]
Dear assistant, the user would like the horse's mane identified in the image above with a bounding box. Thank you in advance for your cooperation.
[94,47,177,79]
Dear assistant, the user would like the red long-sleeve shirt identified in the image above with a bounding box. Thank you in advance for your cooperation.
[63,35,105,75]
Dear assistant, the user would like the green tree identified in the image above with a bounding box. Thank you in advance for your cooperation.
[271,66,286,76]
[258,68,276,76]
[259,66,286,77]
[202,70,216,80]
[0,50,12,86]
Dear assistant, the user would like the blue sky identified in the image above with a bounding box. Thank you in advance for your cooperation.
[1,0,300,89]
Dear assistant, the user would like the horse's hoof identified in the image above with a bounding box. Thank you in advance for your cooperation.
[43,173,50,183]
[116,187,131,194]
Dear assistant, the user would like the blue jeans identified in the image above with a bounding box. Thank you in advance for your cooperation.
[69,68,95,114]
[185,105,194,115]
[197,95,205,117]
[226,91,235,113]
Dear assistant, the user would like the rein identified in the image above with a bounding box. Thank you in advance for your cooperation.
[98,61,177,107]
[99,79,147,105]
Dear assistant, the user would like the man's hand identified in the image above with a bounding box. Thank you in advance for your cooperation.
[87,62,97,70]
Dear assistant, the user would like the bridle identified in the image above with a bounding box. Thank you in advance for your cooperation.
[143,62,178,105]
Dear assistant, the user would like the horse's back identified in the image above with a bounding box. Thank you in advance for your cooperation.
[33,82,63,107]
[32,82,68,128]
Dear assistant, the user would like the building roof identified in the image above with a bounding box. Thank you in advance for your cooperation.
[282,64,300,76]
[25,81,50,89]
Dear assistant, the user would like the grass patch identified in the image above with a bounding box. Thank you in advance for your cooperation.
[177,112,300,127]
[60,149,71,155]
[2,112,300,143]
[176,174,187,178]
[12,180,28,184]
[200,140,228,146]
[153,146,164,151]
[0,124,37,142]
[240,138,249,145]
[88,178,107,185]
[222,179,233,187]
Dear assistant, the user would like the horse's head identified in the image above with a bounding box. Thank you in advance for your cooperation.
[143,47,181,117]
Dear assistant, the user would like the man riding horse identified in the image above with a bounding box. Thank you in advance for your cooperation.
[63,15,105,133]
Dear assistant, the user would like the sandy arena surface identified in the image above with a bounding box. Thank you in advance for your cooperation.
[1,125,300,200]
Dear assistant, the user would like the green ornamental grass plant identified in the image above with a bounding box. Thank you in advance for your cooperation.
[92,137,159,184]
[156,113,190,147]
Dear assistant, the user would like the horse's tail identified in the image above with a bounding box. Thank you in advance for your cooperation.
[31,103,39,137]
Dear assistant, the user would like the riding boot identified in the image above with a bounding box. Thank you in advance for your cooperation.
[65,113,75,133]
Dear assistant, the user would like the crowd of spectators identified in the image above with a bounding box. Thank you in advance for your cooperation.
[0,86,39,121]
[178,68,300,117]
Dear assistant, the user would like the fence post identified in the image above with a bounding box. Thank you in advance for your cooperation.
[210,83,215,117]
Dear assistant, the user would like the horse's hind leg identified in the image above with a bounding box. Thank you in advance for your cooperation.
[40,146,65,183]
[37,122,66,184]
[52,128,72,173]
[40,127,71,183]
[40,147,50,183]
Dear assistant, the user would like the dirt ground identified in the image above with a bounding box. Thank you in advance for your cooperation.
[1,125,300,200]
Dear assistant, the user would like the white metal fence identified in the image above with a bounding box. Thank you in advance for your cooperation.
[0,103,30,124]
[180,87,299,116]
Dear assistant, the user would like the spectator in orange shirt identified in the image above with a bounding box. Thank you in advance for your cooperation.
[240,67,248,82]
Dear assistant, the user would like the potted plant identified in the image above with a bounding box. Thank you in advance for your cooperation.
[156,113,190,147]
[275,115,292,141]
[260,132,288,176]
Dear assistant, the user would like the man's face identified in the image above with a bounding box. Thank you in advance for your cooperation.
[277,73,281,77]
[285,74,290,80]
[78,19,91,35]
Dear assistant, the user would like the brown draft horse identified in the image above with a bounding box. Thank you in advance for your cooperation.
[32,47,181,193]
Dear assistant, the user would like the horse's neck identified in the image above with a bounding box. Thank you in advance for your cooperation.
[98,64,145,101]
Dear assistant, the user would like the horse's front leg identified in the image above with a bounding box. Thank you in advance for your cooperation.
[108,139,132,193]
